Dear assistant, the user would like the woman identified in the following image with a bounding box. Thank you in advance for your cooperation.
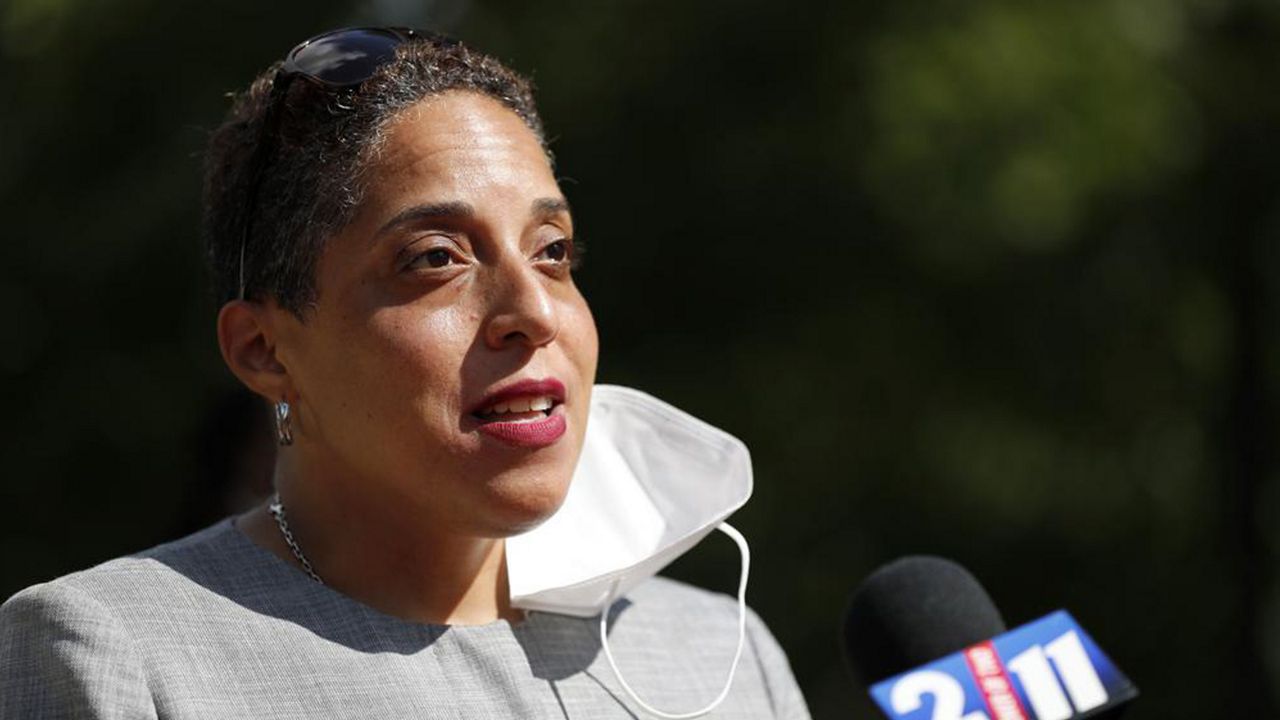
[0,27,810,719]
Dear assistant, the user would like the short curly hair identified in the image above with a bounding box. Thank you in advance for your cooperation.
[202,32,547,315]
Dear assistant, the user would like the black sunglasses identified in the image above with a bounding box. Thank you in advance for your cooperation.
[236,27,450,300]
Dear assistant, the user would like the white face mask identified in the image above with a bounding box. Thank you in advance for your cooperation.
[506,385,754,719]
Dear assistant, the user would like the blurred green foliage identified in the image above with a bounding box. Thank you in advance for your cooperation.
[3,0,1279,717]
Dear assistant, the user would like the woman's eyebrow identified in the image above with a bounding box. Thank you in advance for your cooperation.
[532,197,572,221]
[373,201,475,242]
[372,198,571,245]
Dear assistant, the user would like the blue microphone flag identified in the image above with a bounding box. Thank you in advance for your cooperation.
[868,610,1137,720]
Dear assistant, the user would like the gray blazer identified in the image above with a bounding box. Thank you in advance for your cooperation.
[0,520,811,719]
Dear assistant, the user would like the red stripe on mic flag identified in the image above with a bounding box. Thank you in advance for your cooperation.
[964,641,1030,720]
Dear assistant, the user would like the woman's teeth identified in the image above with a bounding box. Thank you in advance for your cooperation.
[480,395,555,417]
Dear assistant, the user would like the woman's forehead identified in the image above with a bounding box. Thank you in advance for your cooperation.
[365,91,557,203]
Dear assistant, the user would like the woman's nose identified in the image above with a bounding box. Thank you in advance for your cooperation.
[483,263,559,350]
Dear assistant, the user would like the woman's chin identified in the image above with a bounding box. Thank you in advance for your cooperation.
[473,472,573,537]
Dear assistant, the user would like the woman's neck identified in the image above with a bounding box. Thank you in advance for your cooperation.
[238,462,521,626]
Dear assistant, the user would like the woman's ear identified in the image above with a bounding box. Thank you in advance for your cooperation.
[216,300,295,401]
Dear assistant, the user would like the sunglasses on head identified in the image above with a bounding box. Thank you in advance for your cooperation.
[236,27,453,301]
[282,27,419,88]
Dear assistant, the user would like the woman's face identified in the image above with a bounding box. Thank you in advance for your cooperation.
[271,91,598,537]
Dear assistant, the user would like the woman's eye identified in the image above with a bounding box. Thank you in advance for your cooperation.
[408,247,454,269]
[539,239,571,263]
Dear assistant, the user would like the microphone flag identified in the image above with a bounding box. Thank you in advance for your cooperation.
[868,610,1138,720]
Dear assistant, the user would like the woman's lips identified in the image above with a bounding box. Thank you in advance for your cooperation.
[475,404,567,448]
[471,378,566,415]
[469,377,568,448]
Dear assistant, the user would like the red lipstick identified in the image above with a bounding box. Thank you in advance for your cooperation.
[471,378,567,449]
[477,412,567,447]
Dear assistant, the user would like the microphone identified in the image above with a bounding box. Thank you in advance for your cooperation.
[844,556,1007,686]
[842,556,1138,720]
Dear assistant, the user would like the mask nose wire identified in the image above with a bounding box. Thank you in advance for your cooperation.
[598,522,751,719]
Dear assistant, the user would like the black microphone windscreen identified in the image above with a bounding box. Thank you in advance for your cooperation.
[843,555,1007,687]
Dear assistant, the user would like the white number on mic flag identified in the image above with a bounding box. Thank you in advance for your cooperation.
[887,629,1107,720]
[889,671,988,720]
[870,610,1137,720]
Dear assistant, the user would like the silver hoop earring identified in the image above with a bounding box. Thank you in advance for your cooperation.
[274,400,294,446]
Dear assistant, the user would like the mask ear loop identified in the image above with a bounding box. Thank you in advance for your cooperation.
[598,522,751,719]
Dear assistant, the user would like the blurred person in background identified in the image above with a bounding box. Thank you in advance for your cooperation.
[0,27,809,719]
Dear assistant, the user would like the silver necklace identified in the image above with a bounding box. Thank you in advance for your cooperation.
[268,493,325,584]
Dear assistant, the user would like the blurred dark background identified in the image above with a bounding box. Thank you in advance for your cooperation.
[3,0,1278,716]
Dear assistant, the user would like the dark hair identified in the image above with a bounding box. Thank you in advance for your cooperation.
[202,35,547,315]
